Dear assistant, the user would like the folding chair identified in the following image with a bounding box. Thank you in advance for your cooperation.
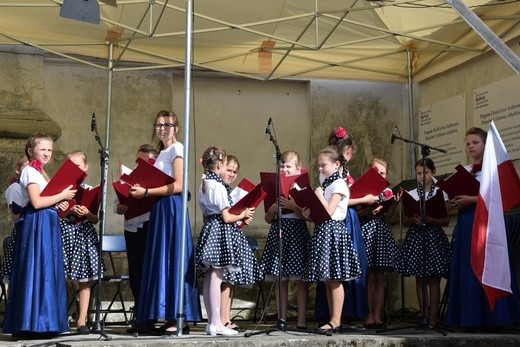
[93,234,131,325]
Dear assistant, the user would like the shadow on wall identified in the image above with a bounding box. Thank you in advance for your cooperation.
[310,91,395,184]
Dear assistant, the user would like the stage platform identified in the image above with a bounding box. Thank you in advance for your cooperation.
[1,323,519,347]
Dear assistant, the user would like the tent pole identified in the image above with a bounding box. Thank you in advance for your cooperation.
[407,49,416,178]
[446,0,520,75]
[92,42,113,340]
[176,0,194,337]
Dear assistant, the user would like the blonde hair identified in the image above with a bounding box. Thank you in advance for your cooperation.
[67,150,88,165]
[281,150,302,167]
[370,156,389,172]
[25,132,53,161]
[226,154,240,171]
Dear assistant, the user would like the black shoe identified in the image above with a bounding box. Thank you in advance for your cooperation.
[126,323,155,335]
[295,325,308,331]
[315,322,338,334]
[270,319,287,331]
[225,322,246,333]
[77,325,91,335]
[162,325,190,336]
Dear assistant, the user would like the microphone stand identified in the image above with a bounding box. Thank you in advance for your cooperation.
[378,133,447,336]
[246,119,330,337]
[90,113,111,340]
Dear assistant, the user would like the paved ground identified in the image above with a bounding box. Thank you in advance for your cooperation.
[1,321,520,347]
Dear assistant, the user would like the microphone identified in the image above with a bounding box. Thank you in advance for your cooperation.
[91,113,97,132]
[391,126,397,144]
[265,117,272,140]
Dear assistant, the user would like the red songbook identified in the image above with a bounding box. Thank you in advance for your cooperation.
[58,184,102,221]
[289,185,331,224]
[260,170,310,213]
[401,189,448,219]
[230,178,256,205]
[40,158,87,197]
[229,182,267,216]
[120,157,175,188]
[435,164,480,200]
[349,167,390,199]
[112,180,155,220]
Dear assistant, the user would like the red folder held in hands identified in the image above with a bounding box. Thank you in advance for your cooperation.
[349,167,390,199]
[260,170,310,213]
[58,184,102,221]
[114,157,173,220]
[113,180,155,220]
[230,178,256,205]
[229,182,267,216]
[289,185,331,224]
[40,158,87,197]
[401,189,448,219]
[435,164,480,200]
[120,157,175,188]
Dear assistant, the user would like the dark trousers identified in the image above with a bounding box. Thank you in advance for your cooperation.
[124,222,148,315]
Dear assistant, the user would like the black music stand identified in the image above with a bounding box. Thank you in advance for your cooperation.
[90,113,112,341]
[378,133,448,336]
[245,119,330,338]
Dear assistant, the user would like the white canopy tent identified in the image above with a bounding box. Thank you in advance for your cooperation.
[1,0,520,82]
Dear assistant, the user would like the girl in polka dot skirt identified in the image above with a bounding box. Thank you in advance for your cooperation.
[59,150,103,335]
[303,146,361,333]
[220,154,263,332]
[195,146,256,336]
[260,150,311,330]
[394,158,450,327]
[357,156,399,329]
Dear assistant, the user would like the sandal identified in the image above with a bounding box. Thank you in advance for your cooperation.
[315,322,338,333]
[225,322,246,333]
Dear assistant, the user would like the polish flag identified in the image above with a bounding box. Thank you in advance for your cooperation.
[471,121,520,310]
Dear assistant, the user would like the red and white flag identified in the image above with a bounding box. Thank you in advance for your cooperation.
[471,121,520,310]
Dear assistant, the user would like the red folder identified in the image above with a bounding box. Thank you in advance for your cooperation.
[260,170,310,213]
[229,183,267,216]
[120,157,175,188]
[349,167,390,199]
[230,178,256,204]
[289,185,331,224]
[401,189,448,219]
[113,180,155,220]
[435,164,480,200]
[59,184,101,221]
[40,158,87,197]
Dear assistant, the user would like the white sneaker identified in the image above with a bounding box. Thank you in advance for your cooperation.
[207,324,239,336]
